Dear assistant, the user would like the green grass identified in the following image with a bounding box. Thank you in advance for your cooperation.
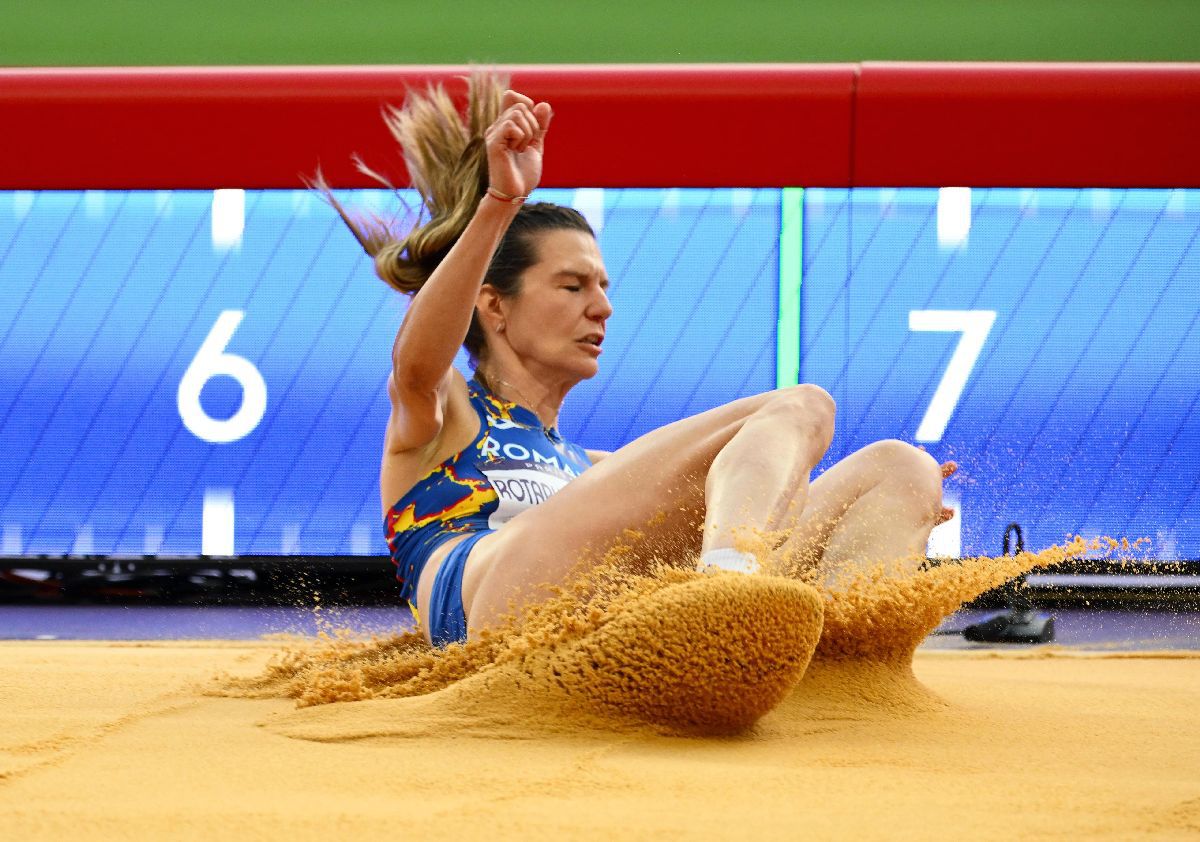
[2,0,1198,65]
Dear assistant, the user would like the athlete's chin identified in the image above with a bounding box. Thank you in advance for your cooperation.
[569,362,600,381]
[560,359,600,382]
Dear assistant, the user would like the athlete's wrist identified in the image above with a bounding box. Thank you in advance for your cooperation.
[485,186,528,205]
[475,190,523,226]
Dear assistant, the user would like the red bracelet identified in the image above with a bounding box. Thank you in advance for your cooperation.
[486,186,528,205]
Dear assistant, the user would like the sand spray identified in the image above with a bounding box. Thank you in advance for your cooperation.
[225,533,1114,736]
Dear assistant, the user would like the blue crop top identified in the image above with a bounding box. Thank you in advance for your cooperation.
[383,376,593,604]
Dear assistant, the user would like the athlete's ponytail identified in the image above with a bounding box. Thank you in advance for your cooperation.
[322,70,595,365]
[317,71,506,295]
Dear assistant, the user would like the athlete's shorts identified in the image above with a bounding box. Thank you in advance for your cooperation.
[426,530,491,647]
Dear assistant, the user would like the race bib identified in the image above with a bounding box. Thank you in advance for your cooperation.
[481,458,575,529]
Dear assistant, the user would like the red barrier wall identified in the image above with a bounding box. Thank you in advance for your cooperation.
[854,63,1200,188]
[0,65,854,189]
[2,63,1198,189]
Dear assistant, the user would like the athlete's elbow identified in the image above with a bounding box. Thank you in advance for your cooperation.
[392,357,444,398]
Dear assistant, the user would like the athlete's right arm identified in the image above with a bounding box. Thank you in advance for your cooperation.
[387,90,552,453]
[387,197,522,452]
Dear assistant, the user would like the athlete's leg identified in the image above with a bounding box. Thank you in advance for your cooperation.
[458,385,836,634]
[776,439,946,584]
[702,387,834,555]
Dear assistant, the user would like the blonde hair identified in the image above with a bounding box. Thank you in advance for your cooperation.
[317,71,508,295]
[320,70,595,365]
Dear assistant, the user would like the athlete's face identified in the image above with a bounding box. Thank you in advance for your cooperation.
[503,228,612,383]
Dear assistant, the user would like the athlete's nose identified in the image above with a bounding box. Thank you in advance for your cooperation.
[589,286,613,320]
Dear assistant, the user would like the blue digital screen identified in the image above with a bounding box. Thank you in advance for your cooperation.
[2,187,1197,560]
[0,188,780,557]
[801,187,1199,559]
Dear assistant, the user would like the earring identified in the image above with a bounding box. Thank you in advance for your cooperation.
[498,321,505,333]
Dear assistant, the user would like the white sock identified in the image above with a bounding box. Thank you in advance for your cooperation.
[698,548,760,574]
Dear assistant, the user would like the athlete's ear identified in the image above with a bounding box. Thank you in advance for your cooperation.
[476,284,508,337]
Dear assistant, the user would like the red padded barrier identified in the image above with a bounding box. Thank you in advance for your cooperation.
[3,63,1199,189]
[854,62,1200,187]
[0,65,855,189]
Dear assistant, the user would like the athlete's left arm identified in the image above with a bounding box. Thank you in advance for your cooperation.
[585,449,610,465]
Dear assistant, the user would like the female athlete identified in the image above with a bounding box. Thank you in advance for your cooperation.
[328,74,955,646]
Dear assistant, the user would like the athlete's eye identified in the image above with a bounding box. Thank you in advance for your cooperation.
[562,285,582,292]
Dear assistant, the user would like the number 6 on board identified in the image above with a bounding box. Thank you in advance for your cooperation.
[908,310,996,442]
[177,310,268,444]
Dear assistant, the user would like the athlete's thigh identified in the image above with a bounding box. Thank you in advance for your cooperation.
[461,390,780,615]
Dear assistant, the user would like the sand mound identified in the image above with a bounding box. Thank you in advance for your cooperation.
[268,573,824,739]
[542,573,823,734]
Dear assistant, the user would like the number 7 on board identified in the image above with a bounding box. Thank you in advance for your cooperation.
[908,310,996,443]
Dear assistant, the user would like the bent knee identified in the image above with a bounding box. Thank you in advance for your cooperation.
[762,384,836,436]
[863,439,943,507]
[751,386,836,460]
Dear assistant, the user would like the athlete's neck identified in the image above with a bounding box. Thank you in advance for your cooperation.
[475,363,572,430]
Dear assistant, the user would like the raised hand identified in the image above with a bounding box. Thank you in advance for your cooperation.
[484,90,553,201]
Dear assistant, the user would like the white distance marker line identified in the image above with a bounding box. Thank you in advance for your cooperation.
[71,524,94,557]
[1156,529,1178,561]
[936,187,971,249]
[154,190,173,217]
[808,187,826,219]
[360,188,386,213]
[143,524,164,556]
[879,187,898,218]
[351,521,373,555]
[211,188,245,250]
[2,523,22,554]
[290,189,312,218]
[281,523,301,555]
[1090,188,1113,222]
[202,488,235,557]
[1019,188,1038,216]
[572,188,605,234]
[730,188,754,220]
[13,191,33,220]
[1166,189,1186,219]
[661,187,681,219]
[84,190,106,219]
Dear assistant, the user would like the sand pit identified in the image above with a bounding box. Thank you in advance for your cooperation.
[2,544,1197,838]
[2,642,1198,839]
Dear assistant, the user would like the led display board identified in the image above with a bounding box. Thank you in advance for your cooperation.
[2,186,1196,558]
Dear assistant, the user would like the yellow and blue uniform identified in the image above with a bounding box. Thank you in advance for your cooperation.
[383,376,592,644]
